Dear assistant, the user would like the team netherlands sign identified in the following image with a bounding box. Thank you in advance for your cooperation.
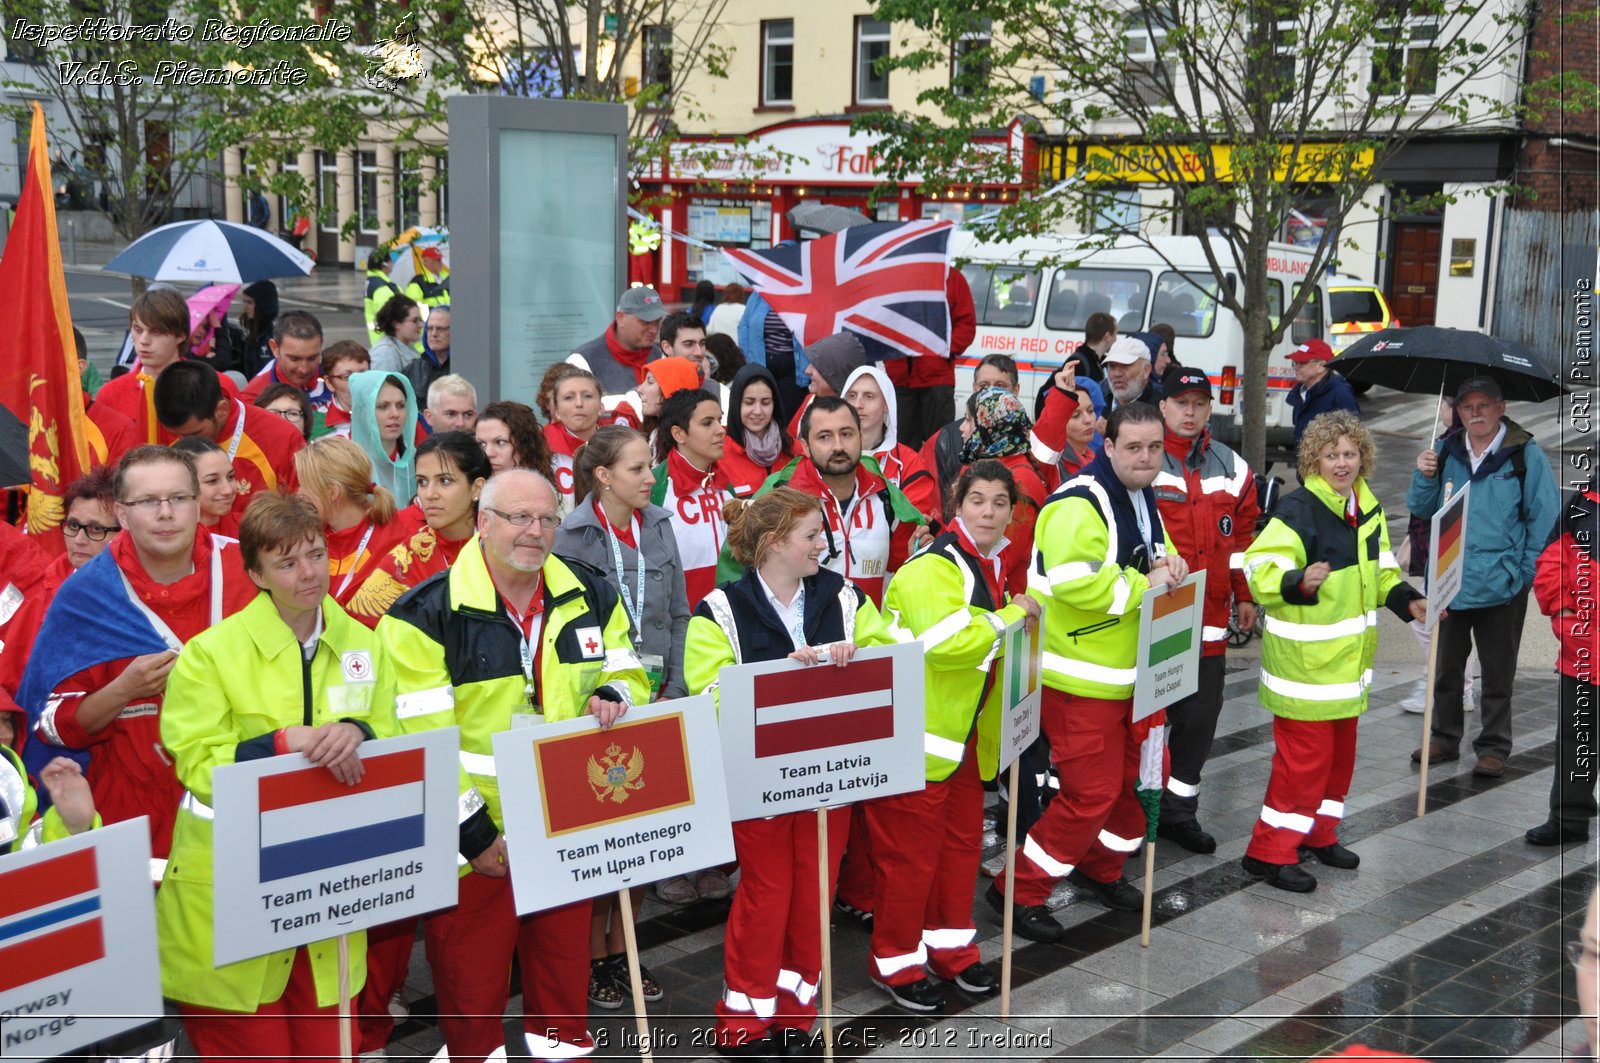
[0,819,160,1062]
[1426,482,1470,631]
[1133,572,1207,723]
[493,698,734,914]
[716,642,925,819]
[211,729,462,966]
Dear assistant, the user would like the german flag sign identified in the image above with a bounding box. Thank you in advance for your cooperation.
[1426,481,1470,631]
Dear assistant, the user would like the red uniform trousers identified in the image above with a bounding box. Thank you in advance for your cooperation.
[180,948,342,1062]
[864,739,984,986]
[833,805,875,912]
[1246,715,1356,865]
[424,870,594,1062]
[1000,690,1150,906]
[356,916,418,1054]
[717,806,849,1047]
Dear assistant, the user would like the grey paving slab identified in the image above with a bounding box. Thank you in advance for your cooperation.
[1161,890,1338,955]
[1073,927,1256,997]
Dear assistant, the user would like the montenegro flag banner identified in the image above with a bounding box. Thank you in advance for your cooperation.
[0,104,89,546]
[536,714,696,836]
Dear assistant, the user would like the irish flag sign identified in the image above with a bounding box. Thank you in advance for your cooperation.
[1133,571,1207,722]
[997,617,1043,771]
[1426,481,1469,631]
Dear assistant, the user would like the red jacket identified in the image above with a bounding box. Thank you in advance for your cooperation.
[0,552,76,745]
[93,371,165,446]
[1151,430,1259,656]
[86,400,140,468]
[883,269,977,388]
[41,532,255,859]
[651,450,745,609]
[1535,533,1597,679]
[782,458,917,606]
[993,452,1053,596]
[345,524,473,629]
[327,504,428,607]
[214,399,306,513]
[720,436,789,497]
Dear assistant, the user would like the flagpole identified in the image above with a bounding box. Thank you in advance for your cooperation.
[1140,843,1156,947]
[1416,481,1451,819]
[817,807,834,1062]
[616,887,655,1062]
[999,758,1020,1021]
[337,933,353,1063]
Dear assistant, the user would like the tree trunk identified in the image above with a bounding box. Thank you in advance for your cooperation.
[1239,219,1274,471]
[583,0,602,95]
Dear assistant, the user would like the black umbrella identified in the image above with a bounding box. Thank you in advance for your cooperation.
[785,203,871,237]
[1334,326,1565,402]
[0,403,30,489]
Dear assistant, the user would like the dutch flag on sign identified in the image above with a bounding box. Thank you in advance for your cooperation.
[258,749,427,883]
[0,848,105,993]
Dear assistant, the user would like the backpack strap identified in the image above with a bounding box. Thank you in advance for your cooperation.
[1510,446,1528,525]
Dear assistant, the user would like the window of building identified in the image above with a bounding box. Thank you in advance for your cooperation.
[762,19,794,106]
[398,152,422,229]
[642,25,672,106]
[277,156,301,230]
[1123,22,1169,106]
[1370,16,1439,97]
[1090,188,1142,234]
[855,17,891,105]
[1045,267,1153,333]
[436,153,448,227]
[961,266,1040,328]
[357,150,379,235]
[951,18,992,97]
[317,150,339,233]
[686,197,772,283]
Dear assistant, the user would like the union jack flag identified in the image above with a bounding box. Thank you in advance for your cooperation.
[721,219,954,361]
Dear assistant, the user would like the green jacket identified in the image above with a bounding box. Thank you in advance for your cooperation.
[377,541,649,870]
[157,593,398,1012]
[1244,475,1421,720]
[883,532,1026,782]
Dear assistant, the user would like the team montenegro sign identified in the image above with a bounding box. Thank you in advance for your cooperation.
[1133,572,1207,723]
[493,698,735,914]
[210,730,462,965]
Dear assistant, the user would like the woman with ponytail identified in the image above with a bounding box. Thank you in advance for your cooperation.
[295,435,425,607]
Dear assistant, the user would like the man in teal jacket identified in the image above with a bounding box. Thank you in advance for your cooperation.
[1407,376,1558,777]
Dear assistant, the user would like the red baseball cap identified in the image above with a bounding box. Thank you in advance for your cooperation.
[1289,338,1335,363]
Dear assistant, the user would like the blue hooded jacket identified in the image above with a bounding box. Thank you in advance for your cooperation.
[350,370,420,507]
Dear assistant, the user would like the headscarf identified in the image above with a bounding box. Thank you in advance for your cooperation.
[350,370,420,506]
[728,364,789,467]
[841,364,900,454]
[962,387,1032,462]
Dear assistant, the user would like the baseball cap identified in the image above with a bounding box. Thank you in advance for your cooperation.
[617,287,667,322]
[1288,338,1335,363]
[1162,367,1212,399]
[1455,375,1503,402]
[420,245,444,260]
[1104,336,1152,366]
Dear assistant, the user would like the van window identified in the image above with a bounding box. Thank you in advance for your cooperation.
[1152,272,1221,337]
[1331,288,1386,324]
[1268,280,1324,345]
[1044,268,1152,333]
[962,265,1040,328]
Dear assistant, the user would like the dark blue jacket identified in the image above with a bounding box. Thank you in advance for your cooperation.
[1287,370,1361,452]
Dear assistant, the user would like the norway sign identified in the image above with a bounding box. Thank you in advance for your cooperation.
[211,729,461,965]
[716,641,925,819]
[0,819,160,1062]
[1133,572,1207,723]
[493,698,735,913]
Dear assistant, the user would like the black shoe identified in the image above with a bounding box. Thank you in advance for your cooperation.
[1157,818,1218,854]
[872,976,945,1013]
[952,961,1000,995]
[715,1035,780,1059]
[1067,869,1144,910]
[984,882,1066,943]
[1526,820,1591,846]
[1241,855,1317,893]
[1299,842,1360,869]
[833,899,874,931]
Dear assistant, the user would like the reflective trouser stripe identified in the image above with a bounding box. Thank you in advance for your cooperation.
[1258,804,1315,833]
[524,1030,596,1060]
[776,968,817,1006]
[871,946,928,976]
[1021,834,1074,878]
[1166,777,1200,798]
[722,988,777,1020]
[1098,829,1142,853]
[923,927,975,950]
[1318,799,1345,819]
[1202,625,1231,642]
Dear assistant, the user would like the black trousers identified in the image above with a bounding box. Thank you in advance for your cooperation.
[1430,588,1531,760]
[1551,673,1599,829]
[1160,655,1227,823]
[893,384,955,451]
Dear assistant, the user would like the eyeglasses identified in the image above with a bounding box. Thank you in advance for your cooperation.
[270,407,306,423]
[426,325,451,334]
[484,507,560,531]
[1567,941,1598,970]
[325,371,358,383]
[120,494,199,514]
[64,519,120,540]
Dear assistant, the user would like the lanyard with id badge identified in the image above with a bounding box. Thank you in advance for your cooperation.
[605,512,665,697]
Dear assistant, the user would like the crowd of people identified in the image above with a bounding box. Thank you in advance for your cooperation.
[0,272,1587,1063]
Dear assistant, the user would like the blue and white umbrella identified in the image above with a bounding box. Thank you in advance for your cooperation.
[103,219,314,283]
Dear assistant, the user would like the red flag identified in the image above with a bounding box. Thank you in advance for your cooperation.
[752,657,896,758]
[535,714,696,836]
[0,104,89,550]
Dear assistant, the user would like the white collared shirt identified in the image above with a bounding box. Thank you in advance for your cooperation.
[1467,421,1508,473]
[757,572,806,650]
[300,609,325,661]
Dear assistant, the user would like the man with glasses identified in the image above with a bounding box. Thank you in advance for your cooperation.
[16,446,256,881]
[154,361,306,514]
[378,469,648,1062]
[403,306,452,402]
[1409,376,1558,778]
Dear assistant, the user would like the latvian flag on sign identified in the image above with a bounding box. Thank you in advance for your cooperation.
[753,657,896,758]
[259,749,427,882]
[1148,583,1197,668]
[0,848,104,993]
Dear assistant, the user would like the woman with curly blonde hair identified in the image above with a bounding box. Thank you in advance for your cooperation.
[1239,411,1427,893]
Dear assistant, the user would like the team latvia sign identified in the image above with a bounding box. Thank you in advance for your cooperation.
[1133,572,1207,723]
[493,698,735,914]
[211,730,463,966]
[716,642,926,820]
[0,820,160,1062]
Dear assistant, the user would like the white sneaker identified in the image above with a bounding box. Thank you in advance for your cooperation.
[1399,679,1428,714]
[387,990,410,1021]
[1465,686,1478,713]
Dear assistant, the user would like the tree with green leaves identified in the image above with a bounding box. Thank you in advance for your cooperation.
[859,0,1531,465]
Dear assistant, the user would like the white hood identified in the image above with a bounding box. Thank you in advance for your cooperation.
[841,364,899,456]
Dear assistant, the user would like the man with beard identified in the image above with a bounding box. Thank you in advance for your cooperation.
[1103,336,1159,411]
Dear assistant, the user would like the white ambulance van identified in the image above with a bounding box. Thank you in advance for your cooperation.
[952,231,1330,449]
